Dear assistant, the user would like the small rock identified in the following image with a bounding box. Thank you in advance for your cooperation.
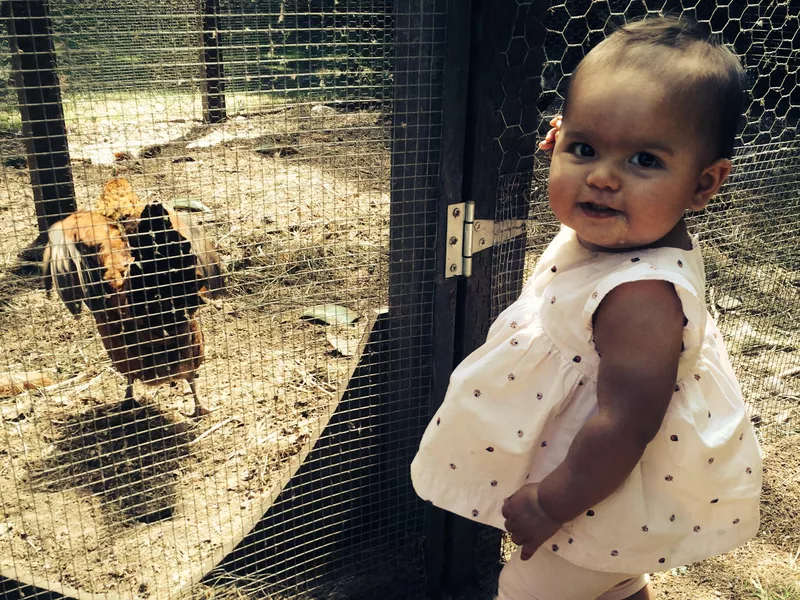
[775,409,793,425]
[140,145,164,158]
[311,104,335,115]
[1,400,32,420]
[715,295,741,311]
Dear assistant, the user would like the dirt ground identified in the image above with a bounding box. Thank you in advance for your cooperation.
[0,94,390,598]
[0,90,797,599]
[189,435,800,599]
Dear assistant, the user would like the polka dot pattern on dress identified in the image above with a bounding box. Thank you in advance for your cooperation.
[677,260,683,268]
[693,525,701,533]
[473,389,481,397]
[631,257,640,262]
[510,338,518,347]
[573,355,582,363]
[508,373,515,381]
[552,544,559,552]
[665,475,674,481]
[551,265,557,272]
[490,480,498,487]
[472,509,479,517]
[586,510,595,517]
[659,558,666,564]
[536,392,543,400]
[517,430,524,438]
[670,435,679,442]
[670,514,676,522]
[510,321,518,329]
[611,550,619,557]
[486,447,494,452]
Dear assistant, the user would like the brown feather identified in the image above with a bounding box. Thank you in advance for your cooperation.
[43,178,221,415]
[167,209,224,298]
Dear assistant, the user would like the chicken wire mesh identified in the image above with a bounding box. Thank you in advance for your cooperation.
[489,0,800,447]
[0,0,445,598]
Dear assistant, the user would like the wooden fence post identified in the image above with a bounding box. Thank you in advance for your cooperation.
[201,0,226,124]
[437,0,547,594]
[4,0,76,265]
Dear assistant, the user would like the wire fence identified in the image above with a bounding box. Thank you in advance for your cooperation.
[0,0,443,598]
[493,0,799,443]
[0,0,796,599]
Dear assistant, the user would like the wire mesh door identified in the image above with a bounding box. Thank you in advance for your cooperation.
[426,0,799,595]
[0,1,446,598]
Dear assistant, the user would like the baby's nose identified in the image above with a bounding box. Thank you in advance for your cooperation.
[586,163,621,191]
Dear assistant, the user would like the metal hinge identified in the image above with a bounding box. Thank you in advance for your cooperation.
[445,202,527,278]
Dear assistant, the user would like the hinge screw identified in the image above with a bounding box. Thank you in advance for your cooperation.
[452,208,460,217]
[449,263,458,273]
[449,236,458,245]
[474,222,481,231]
[480,238,486,246]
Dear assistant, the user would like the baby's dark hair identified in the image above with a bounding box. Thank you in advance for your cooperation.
[563,16,747,159]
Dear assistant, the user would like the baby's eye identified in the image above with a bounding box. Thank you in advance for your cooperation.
[568,143,595,158]
[629,152,661,168]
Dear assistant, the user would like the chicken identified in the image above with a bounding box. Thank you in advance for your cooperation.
[42,178,223,417]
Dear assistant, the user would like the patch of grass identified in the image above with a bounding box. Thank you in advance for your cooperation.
[747,576,800,600]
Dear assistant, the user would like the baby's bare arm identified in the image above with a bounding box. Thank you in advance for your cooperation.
[537,280,684,524]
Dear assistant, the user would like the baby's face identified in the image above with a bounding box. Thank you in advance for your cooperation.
[548,67,713,251]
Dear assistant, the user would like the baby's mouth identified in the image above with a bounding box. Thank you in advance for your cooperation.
[579,201,621,218]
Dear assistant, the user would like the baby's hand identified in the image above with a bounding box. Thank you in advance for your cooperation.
[538,115,562,152]
[502,483,563,560]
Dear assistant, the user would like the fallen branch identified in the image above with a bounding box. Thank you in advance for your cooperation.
[779,366,800,379]
[35,372,91,395]
[190,416,243,446]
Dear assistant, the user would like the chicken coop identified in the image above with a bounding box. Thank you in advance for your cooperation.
[0,0,797,599]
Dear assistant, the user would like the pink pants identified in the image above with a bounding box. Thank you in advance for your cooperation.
[497,547,650,600]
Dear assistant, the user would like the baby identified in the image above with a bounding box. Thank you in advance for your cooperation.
[411,16,762,600]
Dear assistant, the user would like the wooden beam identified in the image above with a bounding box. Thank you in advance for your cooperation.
[442,0,547,593]
[201,0,226,124]
[4,0,76,264]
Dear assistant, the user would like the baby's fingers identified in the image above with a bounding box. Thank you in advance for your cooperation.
[509,531,528,547]
[520,543,537,561]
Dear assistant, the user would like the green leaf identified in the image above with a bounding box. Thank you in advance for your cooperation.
[168,198,212,213]
[300,304,360,326]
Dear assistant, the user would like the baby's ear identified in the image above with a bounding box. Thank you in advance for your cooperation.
[690,158,732,211]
